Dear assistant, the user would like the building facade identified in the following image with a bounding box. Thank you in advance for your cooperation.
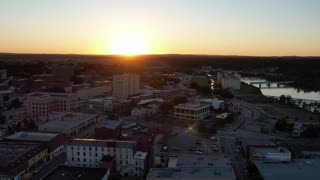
[174,103,211,121]
[26,92,77,119]
[112,74,140,99]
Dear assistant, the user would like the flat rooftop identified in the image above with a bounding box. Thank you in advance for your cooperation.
[0,142,40,166]
[5,131,60,142]
[39,112,97,133]
[134,151,147,160]
[255,159,320,180]
[44,166,109,180]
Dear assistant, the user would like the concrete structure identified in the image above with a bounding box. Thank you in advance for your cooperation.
[0,142,47,180]
[254,159,320,180]
[43,165,110,180]
[66,138,148,177]
[112,74,140,99]
[148,154,235,180]
[26,92,77,119]
[95,120,122,140]
[174,103,210,121]
[5,131,67,160]
[38,112,101,138]
[217,72,241,90]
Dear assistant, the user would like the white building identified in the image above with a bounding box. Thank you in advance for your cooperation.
[217,72,241,90]
[66,138,147,176]
[174,103,210,121]
[26,92,77,119]
[113,74,140,99]
[38,112,102,138]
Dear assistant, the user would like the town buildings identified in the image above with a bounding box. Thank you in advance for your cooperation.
[66,138,148,177]
[112,74,140,99]
[0,142,47,180]
[26,92,77,119]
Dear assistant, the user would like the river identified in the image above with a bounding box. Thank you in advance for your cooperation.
[242,78,320,102]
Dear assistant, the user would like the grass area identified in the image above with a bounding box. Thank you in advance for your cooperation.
[240,82,262,95]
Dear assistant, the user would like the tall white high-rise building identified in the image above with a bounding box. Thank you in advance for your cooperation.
[112,74,140,99]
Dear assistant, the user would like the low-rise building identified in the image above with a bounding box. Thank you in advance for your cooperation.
[38,112,101,138]
[66,138,148,177]
[43,165,110,180]
[75,85,112,100]
[174,103,210,121]
[0,142,47,180]
[5,131,67,160]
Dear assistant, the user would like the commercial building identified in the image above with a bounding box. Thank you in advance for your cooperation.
[66,138,148,177]
[174,103,211,121]
[148,154,235,180]
[43,165,110,180]
[0,142,47,180]
[38,112,101,138]
[217,72,241,90]
[26,92,77,119]
[131,108,149,120]
[5,131,67,160]
[112,74,140,99]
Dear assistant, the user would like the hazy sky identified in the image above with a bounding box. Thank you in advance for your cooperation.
[1,0,320,56]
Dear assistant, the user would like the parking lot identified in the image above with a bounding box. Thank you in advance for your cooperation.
[159,127,223,156]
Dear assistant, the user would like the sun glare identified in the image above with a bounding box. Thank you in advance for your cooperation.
[109,31,148,56]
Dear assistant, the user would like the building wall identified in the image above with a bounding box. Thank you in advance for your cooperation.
[26,93,77,119]
[174,104,211,121]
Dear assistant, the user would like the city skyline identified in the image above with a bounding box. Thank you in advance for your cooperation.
[1,0,320,56]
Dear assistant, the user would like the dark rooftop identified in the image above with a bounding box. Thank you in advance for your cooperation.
[43,166,109,180]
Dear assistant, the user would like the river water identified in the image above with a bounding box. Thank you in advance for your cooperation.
[242,78,320,102]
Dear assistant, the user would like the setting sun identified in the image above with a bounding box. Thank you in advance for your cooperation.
[108,31,148,56]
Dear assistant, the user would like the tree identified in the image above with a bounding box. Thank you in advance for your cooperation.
[279,95,286,104]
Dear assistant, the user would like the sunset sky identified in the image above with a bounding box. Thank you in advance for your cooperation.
[1,0,320,56]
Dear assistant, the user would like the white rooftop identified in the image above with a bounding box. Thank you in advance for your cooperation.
[134,151,147,160]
